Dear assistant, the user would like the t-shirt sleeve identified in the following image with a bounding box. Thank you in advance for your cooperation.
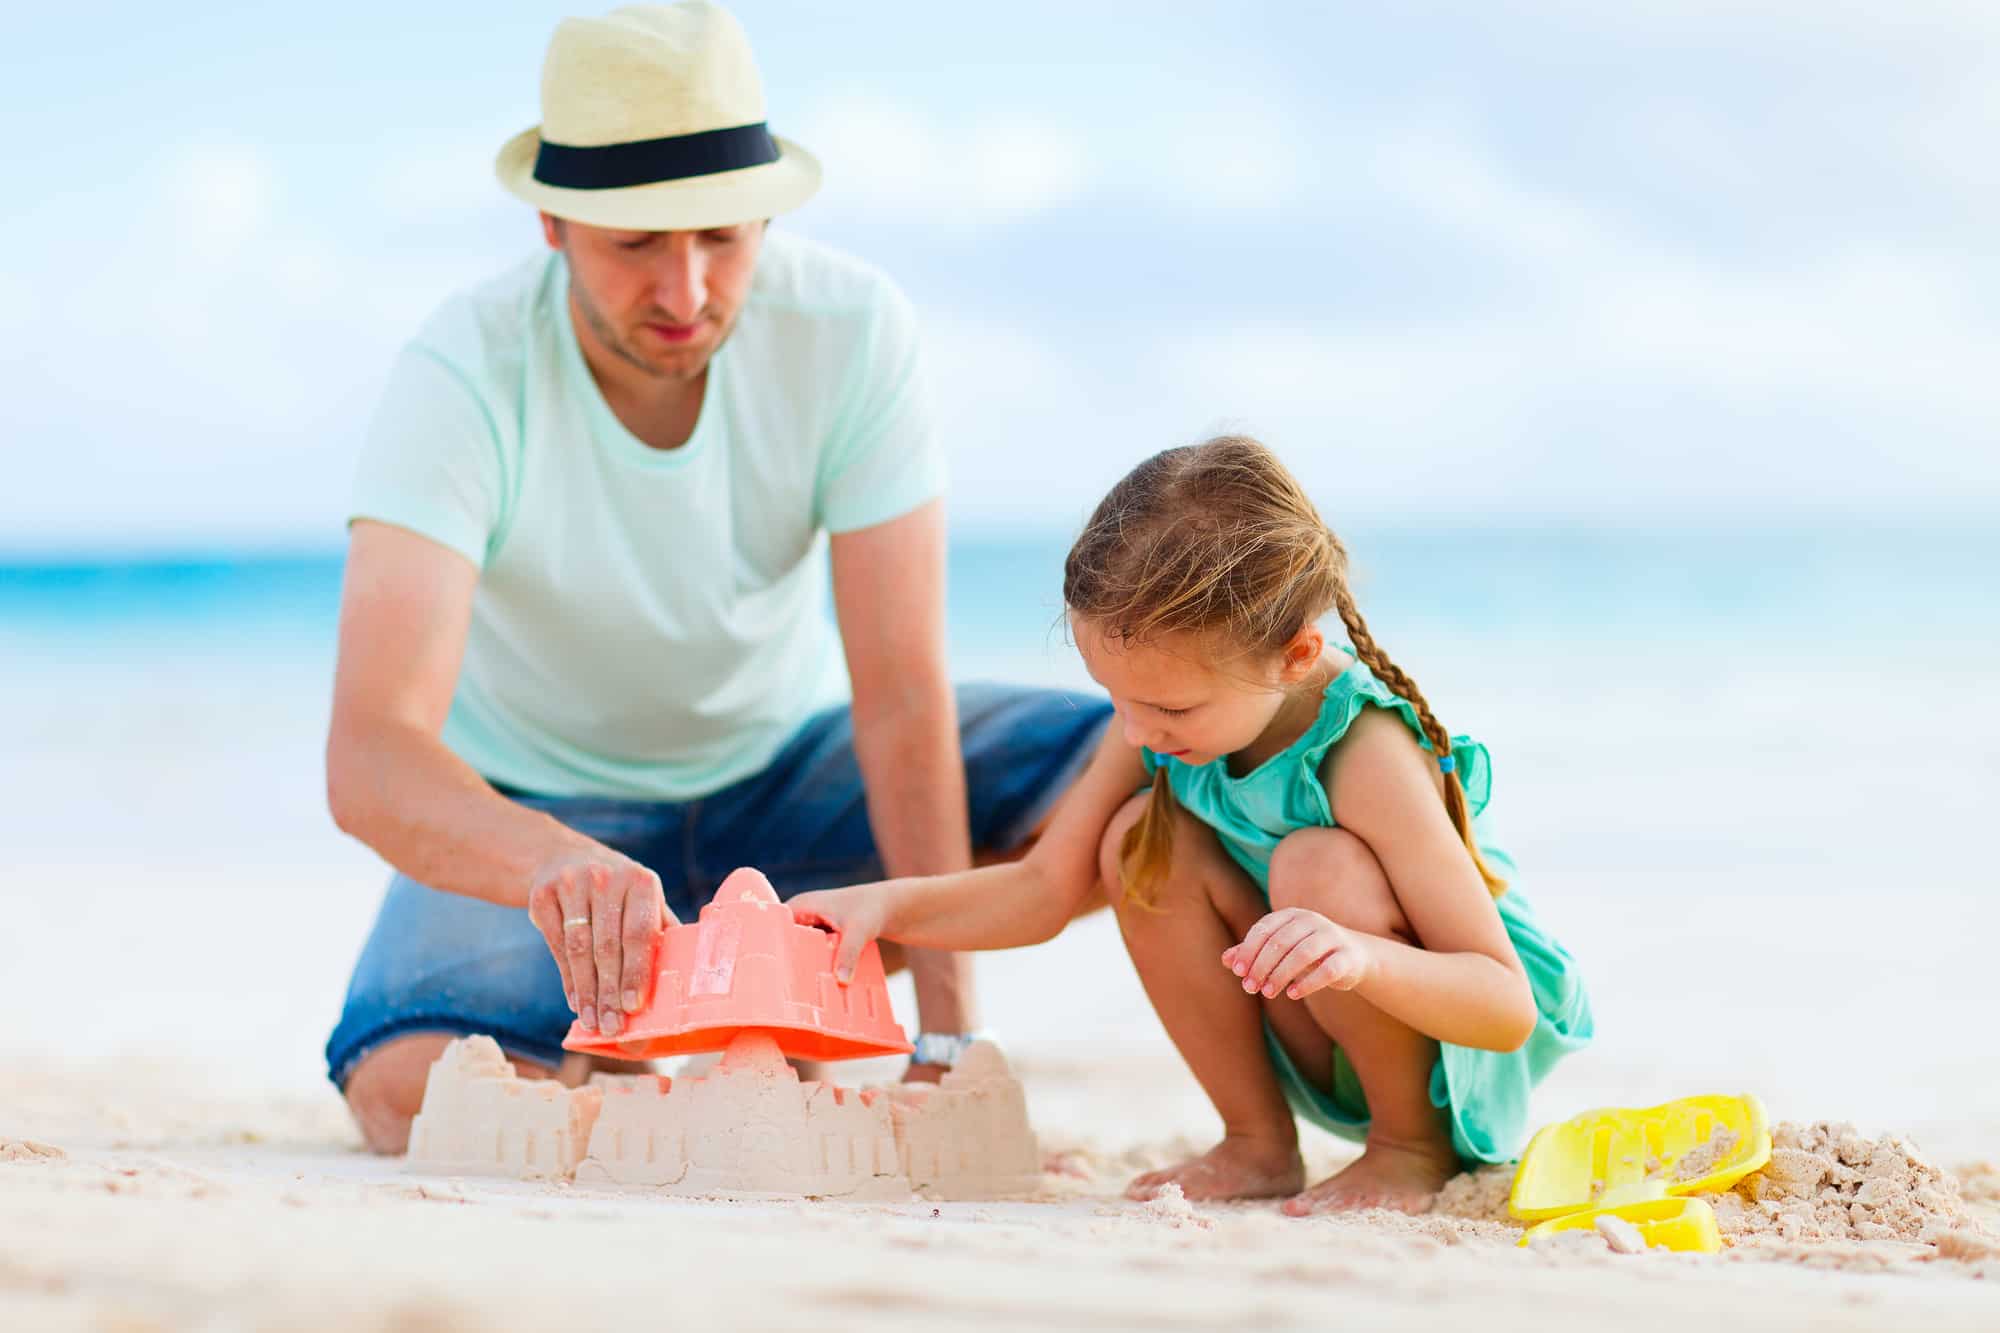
[814,285,946,534]
[348,343,503,567]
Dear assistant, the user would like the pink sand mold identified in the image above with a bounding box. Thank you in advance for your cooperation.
[573,1032,1042,1200]
[562,867,913,1063]
[404,1036,602,1180]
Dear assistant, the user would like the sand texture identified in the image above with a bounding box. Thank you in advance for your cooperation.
[5,1049,1999,1333]
[7,862,2000,1330]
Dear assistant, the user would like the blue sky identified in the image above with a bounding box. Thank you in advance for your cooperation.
[5,1,1997,551]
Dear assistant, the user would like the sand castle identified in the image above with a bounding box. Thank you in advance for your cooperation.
[405,1032,1042,1200]
[405,870,1042,1199]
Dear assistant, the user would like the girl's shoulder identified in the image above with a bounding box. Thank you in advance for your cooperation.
[1301,650,1422,763]
[1310,651,1495,821]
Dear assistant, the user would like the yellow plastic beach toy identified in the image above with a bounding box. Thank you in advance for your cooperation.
[1509,1093,1771,1253]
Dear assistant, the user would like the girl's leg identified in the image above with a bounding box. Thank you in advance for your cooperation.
[1101,791,1330,1201]
[1263,827,1461,1215]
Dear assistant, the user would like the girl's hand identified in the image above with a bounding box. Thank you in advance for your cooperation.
[788,885,892,984]
[1222,908,1377,1000]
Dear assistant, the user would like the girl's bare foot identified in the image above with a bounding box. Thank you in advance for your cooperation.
[1126,1134,1305,1202]
[1281,1136,1460,1216]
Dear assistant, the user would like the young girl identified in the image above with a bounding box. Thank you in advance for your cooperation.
[792,436,1591,1215]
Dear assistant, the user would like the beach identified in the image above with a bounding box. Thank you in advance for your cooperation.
[4,525,1998,1328]
[3,890,1997,1331]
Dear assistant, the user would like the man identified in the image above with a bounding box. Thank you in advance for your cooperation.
[323,2,1109,1153]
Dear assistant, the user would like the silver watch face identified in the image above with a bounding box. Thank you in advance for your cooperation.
[912,1033,973,1066]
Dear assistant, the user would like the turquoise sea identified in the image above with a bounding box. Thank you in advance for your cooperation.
[3,516,1992,871]
[7,518,1992,658]
[3,520,1996,1124]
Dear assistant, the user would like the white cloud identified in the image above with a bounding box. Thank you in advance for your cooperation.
[1137,93,1314,216]
[2,134,528,550]
[162,141,277,261]
[11,6,2000,550]
[1366,122,1639,275]
[1364,120,2000,426]
[1909,60,2000,206]
[961,120,1091,220]
[1515,0,2000,42]
[796,91,1092,224]
[367,122,530,223]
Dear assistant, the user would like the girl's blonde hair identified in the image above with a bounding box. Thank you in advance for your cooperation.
[1062,435,1507,907]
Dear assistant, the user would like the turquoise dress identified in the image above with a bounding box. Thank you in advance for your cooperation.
[1140,657,1592,1164]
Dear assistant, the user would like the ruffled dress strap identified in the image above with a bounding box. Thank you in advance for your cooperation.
[1311,656,1495,819]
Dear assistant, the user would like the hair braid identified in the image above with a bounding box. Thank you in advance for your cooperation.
[1117,771,1180,911]
[1327,567,1508,896]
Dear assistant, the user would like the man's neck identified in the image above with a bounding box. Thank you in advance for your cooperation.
[568,296,707,451]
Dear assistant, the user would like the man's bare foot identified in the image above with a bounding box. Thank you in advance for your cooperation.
[1126,1134,1305,1202]
[1281,1136,1460,1216]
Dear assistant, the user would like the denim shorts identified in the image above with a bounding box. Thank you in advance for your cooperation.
[324,681,1112,1086]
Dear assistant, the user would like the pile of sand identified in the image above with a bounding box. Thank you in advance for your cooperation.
[1426,1120,2000,1269]
[1714,1121,1973,1247]
[1432,1162,1516,1223]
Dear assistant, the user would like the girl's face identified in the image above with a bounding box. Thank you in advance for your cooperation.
[1074,618,1324,765]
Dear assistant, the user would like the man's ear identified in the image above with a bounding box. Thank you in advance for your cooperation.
[1280,624,1324,683]
[540,212,565,250]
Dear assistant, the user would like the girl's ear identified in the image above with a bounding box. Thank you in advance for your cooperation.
[1280,624,1324,683]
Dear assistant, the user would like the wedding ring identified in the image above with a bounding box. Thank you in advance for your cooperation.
[563,915,591,928]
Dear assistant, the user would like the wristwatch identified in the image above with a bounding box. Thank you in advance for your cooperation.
[909,1031,992,1068]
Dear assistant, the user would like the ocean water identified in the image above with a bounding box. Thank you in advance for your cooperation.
[4,520,1991,868]
[3,521,1997,1128]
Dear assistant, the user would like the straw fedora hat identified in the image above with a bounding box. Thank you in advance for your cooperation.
[495,2,820,231]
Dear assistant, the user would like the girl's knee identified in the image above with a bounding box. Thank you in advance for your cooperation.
[1268,829,1406,937]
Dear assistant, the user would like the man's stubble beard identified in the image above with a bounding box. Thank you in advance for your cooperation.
[570,277,732,384]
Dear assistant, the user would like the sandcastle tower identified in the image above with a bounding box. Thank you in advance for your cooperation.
[889,1041,1042,1200]
[404,1035,602,1180]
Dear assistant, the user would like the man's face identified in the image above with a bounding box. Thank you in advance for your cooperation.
[543,214,765,382]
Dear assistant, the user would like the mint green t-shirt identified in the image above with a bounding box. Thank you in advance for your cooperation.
[349,230,944,800]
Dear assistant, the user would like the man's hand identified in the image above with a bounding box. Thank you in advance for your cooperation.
[1222,908,1378,1001]
[526,848,676,1037]
[787,886,890,985]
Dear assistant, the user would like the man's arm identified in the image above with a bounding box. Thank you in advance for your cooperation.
[325,519,668,1038]
[828,498,979,1064]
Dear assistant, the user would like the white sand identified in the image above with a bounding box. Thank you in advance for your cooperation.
[3,1048,1997,1333]
[10,607,1998,1326]
[7,870,2000,1333]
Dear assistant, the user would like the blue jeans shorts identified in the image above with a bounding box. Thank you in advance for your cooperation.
[324,682,1112,1087]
